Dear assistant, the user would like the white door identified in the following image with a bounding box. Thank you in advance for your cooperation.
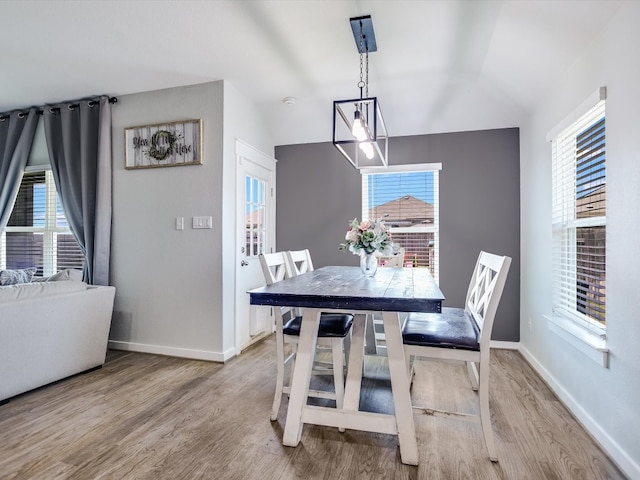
[235,140,276,353]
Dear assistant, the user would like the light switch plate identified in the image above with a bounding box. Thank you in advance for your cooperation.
[192,216,213,229]
[175,217,184,230]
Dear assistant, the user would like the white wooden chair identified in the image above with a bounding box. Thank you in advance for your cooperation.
[284,248,314,276]
[287,248,353,365]
[379,247,405,267]
[259,252,353,422]
[285,249,315,319]
[402,251,511,461]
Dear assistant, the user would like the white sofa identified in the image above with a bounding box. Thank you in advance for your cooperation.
[0,280,116,402]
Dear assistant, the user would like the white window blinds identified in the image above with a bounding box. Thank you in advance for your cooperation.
[361,164,440,280]
[1,170,84,276]
[551,97,606,331]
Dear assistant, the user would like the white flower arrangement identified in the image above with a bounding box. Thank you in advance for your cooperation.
[339,218,393,256]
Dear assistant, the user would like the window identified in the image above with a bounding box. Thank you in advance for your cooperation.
[361,164,440,280]
[551,95,606,332]
[0,170,84,276]
[244,174,267,257]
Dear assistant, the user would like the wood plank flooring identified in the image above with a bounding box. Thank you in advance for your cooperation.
[0,336,627,479]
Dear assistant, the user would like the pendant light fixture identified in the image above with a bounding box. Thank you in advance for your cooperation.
[333,15,388,169]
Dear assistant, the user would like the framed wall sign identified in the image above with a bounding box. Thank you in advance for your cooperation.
[125,119,203,169]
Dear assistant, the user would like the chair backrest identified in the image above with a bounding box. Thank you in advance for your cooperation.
[465,251,512,347]
[259,252,291,285]
[380,247,405,267]
[285,249,314,276]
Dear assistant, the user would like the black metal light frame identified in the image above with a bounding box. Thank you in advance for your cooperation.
[333,96,388,169]
[332,15,388,169]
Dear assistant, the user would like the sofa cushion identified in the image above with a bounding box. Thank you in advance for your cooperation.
[0,268,37,286]
[0,280,87,303]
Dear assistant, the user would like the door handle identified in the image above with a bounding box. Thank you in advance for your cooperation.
[241,260,249,267]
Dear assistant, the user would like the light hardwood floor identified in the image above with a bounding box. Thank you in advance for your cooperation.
[0,336,626,480]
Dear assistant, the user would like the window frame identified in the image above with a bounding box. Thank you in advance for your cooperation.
[0,167,82,276]
[550,95,606,336]
[545,87,609,368]
[244,174,268,258]
[360,163,441,281]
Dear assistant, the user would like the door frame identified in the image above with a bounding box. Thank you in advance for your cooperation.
[234,139,276,354]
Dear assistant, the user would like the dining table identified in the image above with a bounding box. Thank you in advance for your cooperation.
[248,265,445,466]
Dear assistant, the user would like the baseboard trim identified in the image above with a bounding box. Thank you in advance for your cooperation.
[108,340,235,363]
[519,344,639,480]
[490,340,519,350]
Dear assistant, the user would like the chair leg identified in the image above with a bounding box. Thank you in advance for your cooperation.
[466,361,479,391]
[364,313,377,355]
[478,359,497,461]
[289,343,297,389]
[343,329,351,373]
[332,338,346,432]
[405,351,414,388]
[271,334,287,421]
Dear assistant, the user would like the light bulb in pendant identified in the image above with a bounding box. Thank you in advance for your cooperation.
[359,141,374,159]
[352,110,368,141]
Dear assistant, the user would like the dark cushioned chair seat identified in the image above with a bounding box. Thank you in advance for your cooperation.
[402,307,480,350]
[284,313,353,338]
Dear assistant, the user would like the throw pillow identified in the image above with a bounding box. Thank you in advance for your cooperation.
[0,267,38,286]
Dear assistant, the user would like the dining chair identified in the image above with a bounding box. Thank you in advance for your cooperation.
[402,251,511,461]
[285,249,314,320]
[287,248,353,366]
[379,247,405,267]
[259,252,353,422]
[284,248,314,276]
[286,248,353,361]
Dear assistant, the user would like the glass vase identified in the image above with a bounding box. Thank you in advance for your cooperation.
[360,253,378,277]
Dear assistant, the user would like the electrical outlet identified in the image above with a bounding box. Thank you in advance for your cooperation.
[528,317,533,332]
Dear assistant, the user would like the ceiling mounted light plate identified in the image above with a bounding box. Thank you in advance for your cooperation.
[350,15,377,53]
[333,96,388,169]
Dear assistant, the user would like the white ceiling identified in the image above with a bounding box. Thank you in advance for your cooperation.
[1,0,624,146]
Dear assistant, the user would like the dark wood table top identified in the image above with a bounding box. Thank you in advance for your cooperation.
[249,266,444,313]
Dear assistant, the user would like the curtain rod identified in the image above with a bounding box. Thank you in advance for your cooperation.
[0,96,118,121]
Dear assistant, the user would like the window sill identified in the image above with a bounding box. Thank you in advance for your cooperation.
[545,314,609,368]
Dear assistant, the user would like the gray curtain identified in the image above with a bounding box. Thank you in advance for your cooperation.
[43,97,112,285]
[0,109,38,232]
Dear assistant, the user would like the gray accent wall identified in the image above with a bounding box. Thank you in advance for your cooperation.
[275,127,520,342]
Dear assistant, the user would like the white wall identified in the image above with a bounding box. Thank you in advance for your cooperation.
[221,81,275,355]
[109,80,274,361]
[520,2,640,477]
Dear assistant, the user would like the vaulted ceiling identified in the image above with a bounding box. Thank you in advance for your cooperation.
[1,0,624,146]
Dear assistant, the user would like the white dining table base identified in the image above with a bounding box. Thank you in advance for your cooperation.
[282,307,419,466]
